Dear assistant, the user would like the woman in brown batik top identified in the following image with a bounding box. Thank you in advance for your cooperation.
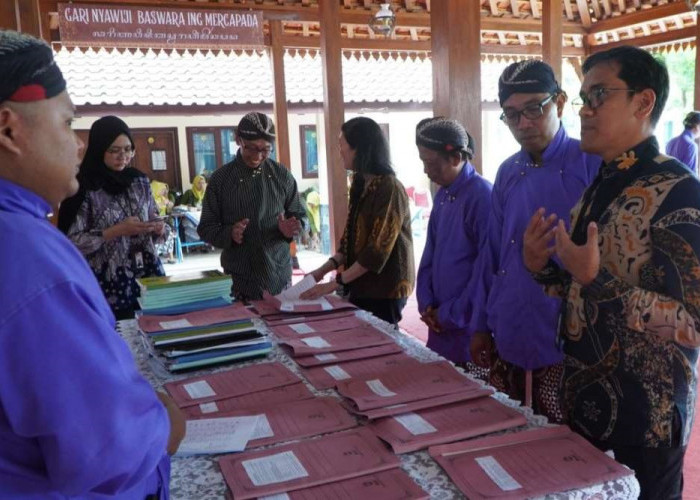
[302,117,414,325]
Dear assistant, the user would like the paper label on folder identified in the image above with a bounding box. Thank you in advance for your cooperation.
[475,456,522,491]
[366,379,397,397]
[393,413,437,435]
[301,336,331,348]
[184,380,216,399]
[324,365,351,381]
[315,353,337,361]
[259,494,290,500]
[290,323,315,335]
[242,450,309,486]
[250,414,275,439]
[175,415,258,456]
[159,318,192,330]
[199,402,219,414]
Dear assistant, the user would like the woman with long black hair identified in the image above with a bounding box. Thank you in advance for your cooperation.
[58,116,167,319]
[302,117,414,325]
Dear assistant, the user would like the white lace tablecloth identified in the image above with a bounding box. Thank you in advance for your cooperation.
[117,311,640,500]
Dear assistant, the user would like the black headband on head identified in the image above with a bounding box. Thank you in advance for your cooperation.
[498,60,560,106]
[0,30,66,104]
[416,118,475,159]
[684,111,700,128]
[237,112,276,142]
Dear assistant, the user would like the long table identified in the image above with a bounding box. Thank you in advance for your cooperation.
[117,311,640,499]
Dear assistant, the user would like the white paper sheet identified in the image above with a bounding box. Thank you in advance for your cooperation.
[301,336,331,348]
[199,402,219,414]
[366,379,397,397]
[184,380,216,399]
[475,456,522,492]
[324,365,351,381]
[393,413,437,435]
[250,414,275,440]
[290,323,315,335]
[315,353,337,361]
[275,275,316,301]
[242,450,310,486]
[175,415,259,456]
[159,318,193,330]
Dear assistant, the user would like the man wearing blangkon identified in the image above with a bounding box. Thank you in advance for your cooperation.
[198,112,306,301]
[0,30,184,499]
[524,46,700,499]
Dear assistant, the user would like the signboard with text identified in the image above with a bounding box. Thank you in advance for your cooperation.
[58,3,264,49]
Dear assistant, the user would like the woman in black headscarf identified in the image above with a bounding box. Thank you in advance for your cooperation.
[58,116,167,319]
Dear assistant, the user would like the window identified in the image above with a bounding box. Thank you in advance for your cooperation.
[300,125,319,179]
[186,127,237,181]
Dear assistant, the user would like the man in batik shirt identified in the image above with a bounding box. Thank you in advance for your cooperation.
[524,45,700,499]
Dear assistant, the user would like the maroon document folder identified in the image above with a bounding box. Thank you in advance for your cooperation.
[298,353,421,390]
[280,325,395,357]
[369,396,527,453]
[225,468,429,500]
[337,361,480,411]
[292,343,404,368]
[165,362,301,408]
[344,387,495,420]
[219,427,401,499]
[429,426,634,499]
[181,382,314,418]
[200,396,357,449]
[269,314,369,340]
[137,303,256,333]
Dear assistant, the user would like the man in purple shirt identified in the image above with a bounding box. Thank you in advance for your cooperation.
[415,118,492,370]
[0,31,184,499]
[665,111,700,174]
[469,60,600,422]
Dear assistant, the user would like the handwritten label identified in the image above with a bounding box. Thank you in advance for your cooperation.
[301,336,331,349]
[159,318,192,329]
[198,402,219,414]
[290,323,315,335]
[366,379,397,397]
[183,380,216,399]
[324,365,351,381]
[315,353,337,361]
[393,413,437,435]
[242,450,309,486]
[475,456,522,491]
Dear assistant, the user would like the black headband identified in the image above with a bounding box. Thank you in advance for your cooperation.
[498,60,560,106]
[0,30,66,103]
[416,118,475,159]
[237,112,276,142]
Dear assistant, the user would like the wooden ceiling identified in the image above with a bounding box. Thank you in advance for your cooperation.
[48,0,698,58]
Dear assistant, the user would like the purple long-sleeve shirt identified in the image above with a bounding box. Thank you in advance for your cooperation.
[469,126,600,370]
[417,162,492,363]
[666,129,698,175]
[0,178,171,499]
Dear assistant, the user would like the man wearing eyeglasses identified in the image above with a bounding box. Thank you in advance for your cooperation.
[469,60,600,423]
[198,112,306,300]
[524,46,700,499]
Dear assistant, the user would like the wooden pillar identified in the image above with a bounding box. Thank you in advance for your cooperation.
[1,0,20,31]
[431,0,482,173]
[269,20,291,170]
[319,0,346,253]
[542,0,563,84]
[13,0,43,38]
[695,19,700,110]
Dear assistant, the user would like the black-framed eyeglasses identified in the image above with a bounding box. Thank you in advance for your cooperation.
[500,94,556,126]
[571,87,636,111]
[241,141,273,156]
